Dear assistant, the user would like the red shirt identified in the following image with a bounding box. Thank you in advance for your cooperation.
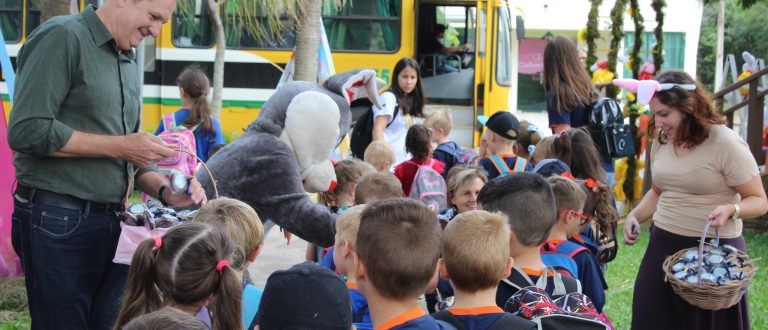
[394,157,446,196]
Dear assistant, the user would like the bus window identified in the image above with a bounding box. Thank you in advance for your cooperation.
[323,0,399,52]
[144,36,156,72]
[25,0,39,37]
[496,6,511,86]
[0,0,22,42]
[477,8,486,56]
[172,0,214,48]
[230,15,296,49]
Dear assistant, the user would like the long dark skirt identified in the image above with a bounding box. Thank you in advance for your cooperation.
[631,225,750,330]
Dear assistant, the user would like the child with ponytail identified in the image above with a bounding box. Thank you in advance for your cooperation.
[113,222,242,330]
[155,64,224,161]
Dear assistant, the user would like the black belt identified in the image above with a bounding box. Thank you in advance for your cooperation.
[14,185,124,214]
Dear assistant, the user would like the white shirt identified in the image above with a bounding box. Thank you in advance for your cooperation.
[373,91,411,166]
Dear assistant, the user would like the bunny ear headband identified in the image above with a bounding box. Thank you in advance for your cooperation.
[612,79,696,106]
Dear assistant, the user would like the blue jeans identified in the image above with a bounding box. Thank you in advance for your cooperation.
[11,192,128,330]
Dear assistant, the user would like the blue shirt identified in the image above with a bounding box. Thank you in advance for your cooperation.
[449,307,504,330]
[154,109,225,162]
[382,307,454,330]
[243,284,263,329]
[479,154,533,179]
[546,91,591,129]
[348,283,372,326]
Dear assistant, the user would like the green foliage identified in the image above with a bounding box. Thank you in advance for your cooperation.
[605,226,768,329]
[697,0,768,88]
[586,0,603,72]
[624,0,644,204]
[651,0,665,73]
[607,0,627,99]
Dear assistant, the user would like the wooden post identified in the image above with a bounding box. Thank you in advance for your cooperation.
[747,80,763,163]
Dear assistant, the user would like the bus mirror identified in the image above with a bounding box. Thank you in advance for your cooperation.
[516,15,525,42]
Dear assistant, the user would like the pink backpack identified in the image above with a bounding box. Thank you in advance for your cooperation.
[407,159,447,213]
[157,113,198,177]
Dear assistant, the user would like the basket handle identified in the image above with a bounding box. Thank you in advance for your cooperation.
[697,220,720,284]
[123,149,219,209]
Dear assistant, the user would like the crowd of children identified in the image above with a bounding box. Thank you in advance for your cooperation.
[111,55,625,329]
[110,100,625,330]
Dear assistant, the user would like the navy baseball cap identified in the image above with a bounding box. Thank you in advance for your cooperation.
[477,111,520,140]
[258,262,352,329]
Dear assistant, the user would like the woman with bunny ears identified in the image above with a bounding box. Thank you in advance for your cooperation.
[618,71,768,329]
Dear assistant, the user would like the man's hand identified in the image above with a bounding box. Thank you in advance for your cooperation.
[119,133,175,168]
[163,177,207,207]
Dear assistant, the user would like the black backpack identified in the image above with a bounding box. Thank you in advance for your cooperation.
[588,98,635,158]
[432,310,537,330]
[349,92,399,159]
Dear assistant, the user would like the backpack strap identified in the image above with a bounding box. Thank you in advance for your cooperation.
[431,310,466,330]
[490,154,511,177]
[512,157,528,173]
[488,313,536,330]
[543,240,590,259]
[500,266,536,291]
[163,113,177,130]
[387,104,399,128]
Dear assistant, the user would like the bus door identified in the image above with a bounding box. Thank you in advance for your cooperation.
[474,0,516,145]
[416,1,477,147]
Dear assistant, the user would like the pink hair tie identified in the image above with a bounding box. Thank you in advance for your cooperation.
[216,260,230,273]
[154,236,163,249]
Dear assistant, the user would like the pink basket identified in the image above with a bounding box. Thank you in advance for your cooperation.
[113,222,171,265]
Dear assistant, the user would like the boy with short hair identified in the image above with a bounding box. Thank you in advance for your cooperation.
[353,198,450,329]
[425,110,460,177]
[477,112,533,179]
[476,172,581,307]
[545,175,606,313]
[332,205,372,326]
[355,172,404,204]
[364,140,396,173]
[434,210,536,330]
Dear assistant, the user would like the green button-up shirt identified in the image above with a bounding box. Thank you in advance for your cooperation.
[8,5,141,203]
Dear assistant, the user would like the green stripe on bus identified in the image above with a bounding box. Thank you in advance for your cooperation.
[142,97,265,108]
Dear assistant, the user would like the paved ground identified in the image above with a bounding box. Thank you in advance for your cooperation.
[247,225,309,287]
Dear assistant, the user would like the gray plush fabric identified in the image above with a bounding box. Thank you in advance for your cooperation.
[198,78,355,247]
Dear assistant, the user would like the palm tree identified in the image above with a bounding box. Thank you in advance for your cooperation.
[177,0,345,118]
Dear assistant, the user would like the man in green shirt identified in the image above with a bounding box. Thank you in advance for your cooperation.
[7,0,206,329]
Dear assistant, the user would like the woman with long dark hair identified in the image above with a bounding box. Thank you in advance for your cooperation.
[372,57,427,166]
[622,71,768,329]
[155,64,224,161]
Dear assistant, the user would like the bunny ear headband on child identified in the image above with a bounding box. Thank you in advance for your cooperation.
[612,79,696,106]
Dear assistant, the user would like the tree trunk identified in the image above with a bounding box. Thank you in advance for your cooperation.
[207,0,225,119]
[714,0,725,90]
[40,0,71,22]
[294,0,321,82]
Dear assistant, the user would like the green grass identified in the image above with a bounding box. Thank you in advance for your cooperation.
[604,225,768,330]
[0,278,30,330]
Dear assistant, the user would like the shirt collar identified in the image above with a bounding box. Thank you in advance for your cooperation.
[83,5,114,48]
[376,307,425,330]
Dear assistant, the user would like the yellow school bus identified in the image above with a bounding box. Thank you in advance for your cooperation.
[2,0,522,147]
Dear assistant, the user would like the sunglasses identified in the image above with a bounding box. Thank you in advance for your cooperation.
[560,209,589,226]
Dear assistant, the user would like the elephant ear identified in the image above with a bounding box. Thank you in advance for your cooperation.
[323,69,386,109]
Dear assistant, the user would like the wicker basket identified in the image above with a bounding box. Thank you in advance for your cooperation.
[662,221,757,311]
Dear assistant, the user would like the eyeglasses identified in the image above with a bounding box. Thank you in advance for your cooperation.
[560,210,589,225]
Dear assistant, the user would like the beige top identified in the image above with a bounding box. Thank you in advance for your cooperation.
[651,124,759,238]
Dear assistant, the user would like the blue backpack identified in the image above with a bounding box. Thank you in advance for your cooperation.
[540,240,589,278]
[436,142,480,168]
